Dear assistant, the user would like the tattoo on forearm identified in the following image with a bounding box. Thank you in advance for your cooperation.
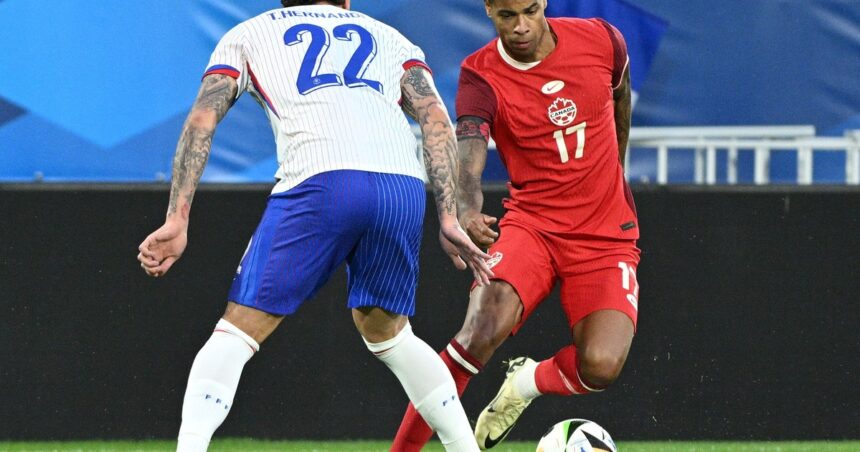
[456,133,488,214]
[167,75,237,217]
[168,126,213,217]
[401,96,417,121]
[422,141,457,216]
[456,117,490,142]
[401,67,458,217]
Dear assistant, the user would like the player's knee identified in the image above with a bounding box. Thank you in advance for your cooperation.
[578,346,626,387]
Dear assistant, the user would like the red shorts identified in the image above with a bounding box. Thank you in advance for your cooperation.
[473,218,641,334]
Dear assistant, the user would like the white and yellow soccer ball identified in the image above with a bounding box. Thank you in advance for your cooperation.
[536,418,617,452]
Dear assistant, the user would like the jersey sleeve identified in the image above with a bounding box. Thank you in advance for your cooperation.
[595,19,629,90]
[202,24,250,99]
[400,41,432,74]
[455,66,497,125]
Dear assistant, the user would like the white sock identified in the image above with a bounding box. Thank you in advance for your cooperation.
[415,386,479,452]
[177,319,259,452]
[364,324,479,452]
[514,359,542,401]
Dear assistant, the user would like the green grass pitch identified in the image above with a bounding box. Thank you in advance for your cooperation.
[1,440,858,451]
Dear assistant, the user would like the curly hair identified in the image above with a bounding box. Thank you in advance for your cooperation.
[281,0,346,7]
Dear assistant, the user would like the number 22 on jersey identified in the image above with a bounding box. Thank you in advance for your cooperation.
[552,121,587,163]
[284,23,383,95]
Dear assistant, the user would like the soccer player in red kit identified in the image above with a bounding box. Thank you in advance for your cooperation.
[392,0,639,449]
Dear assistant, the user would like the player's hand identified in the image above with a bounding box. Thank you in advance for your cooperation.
[460,212,498,248]
[439,222,494,286]
[137,220,188,278]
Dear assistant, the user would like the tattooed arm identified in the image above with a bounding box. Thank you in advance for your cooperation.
[168,74,238,221]
[400,66,457,220]
[137,74,238,277]
[613,64,632,168]
[456,116,498,248]
[400,66,493,284]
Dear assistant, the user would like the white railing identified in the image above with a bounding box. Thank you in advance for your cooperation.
[411,124,860,185]
[628,126,860,185]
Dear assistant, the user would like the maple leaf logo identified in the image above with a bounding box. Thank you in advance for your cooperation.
[547,97,577,126]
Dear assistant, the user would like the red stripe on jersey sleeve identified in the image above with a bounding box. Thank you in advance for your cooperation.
[403,59,432,74]
[455,66,497,124]
[203,64,241,80]
[247,63,280,119]
[595,18,629,89]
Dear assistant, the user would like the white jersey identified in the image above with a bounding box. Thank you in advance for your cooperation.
[204,5,428,193]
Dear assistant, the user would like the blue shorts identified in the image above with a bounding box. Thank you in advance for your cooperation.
[227,170,426,316]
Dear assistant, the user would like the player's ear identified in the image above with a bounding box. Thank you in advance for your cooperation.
[342,0,350,10]
[484,0,492,16]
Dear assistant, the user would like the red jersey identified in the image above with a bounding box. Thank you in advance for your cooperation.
[456,18,638,239]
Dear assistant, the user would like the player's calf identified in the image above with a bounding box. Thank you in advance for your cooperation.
[392,340,484,451]
[533,344,605,396]
[177,319,259,452]
[364,324,479,451]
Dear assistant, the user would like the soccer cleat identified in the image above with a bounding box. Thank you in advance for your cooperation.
[474,357,538,449]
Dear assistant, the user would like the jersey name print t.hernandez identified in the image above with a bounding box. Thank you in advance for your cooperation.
[204,5,430,193]
[457,17,638,239]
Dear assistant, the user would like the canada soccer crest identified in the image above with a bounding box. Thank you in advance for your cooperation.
[548,97,577,127]
[486,252,503,269]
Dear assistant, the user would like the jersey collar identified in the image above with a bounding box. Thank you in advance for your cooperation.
[496,38,543,70]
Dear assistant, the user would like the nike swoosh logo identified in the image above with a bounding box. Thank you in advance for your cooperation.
[483,423,516,449]
[541,80,565,95]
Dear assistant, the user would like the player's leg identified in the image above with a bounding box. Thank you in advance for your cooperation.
[455,281,524,363]
[530,247,640,398]
[574,309,634,387]
[455,221,556,365]
[347,172,478,451]
[393,282,523,451]
[474,239,640,449]
[177,303,282,452]
[530,310,634,397]
[354,307,478,451]
[178,171,372,451]
[396,220,556,450]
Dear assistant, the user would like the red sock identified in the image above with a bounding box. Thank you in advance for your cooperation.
[534,345,606,396]
[391,340,482,451]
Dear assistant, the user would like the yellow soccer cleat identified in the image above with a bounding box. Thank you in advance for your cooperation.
[474,357,538,449]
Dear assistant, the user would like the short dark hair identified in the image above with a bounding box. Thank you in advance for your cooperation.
[281,0,346,7]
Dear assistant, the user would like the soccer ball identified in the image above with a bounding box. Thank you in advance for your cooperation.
[536,418,617,452]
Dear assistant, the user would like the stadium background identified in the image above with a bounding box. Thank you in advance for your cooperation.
[2,0,860,182]
[1,0,858,444]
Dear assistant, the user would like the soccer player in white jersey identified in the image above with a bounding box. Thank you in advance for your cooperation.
[137,1,493,451]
